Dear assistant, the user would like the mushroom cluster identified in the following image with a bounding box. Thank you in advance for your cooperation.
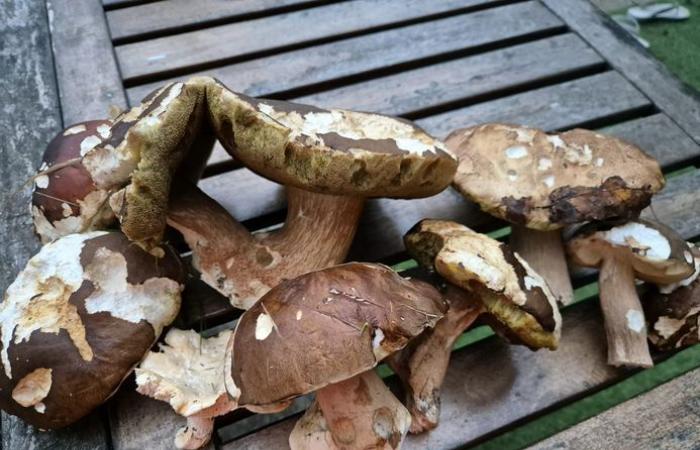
[3,77,689,449]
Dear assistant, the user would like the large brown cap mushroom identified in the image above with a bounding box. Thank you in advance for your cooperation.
[205,78,457,198]
[405,219,561,350]
[567,219,694,367]
[643,243,700,351]
[0,231,184,429]
[31,120,115,243]
[446,123,665,306]
[447,123,664,230]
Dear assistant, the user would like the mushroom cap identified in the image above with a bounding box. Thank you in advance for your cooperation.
[404,219,561,350]
[446,124,665,230]
[230,262,446,407]
[205,78,457,198]
[0,231,183,429]
[644,245,700,351]
[32,120,114,243]
[567,219,695,284]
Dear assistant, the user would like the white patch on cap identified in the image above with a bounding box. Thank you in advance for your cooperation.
[83,247,182,336]
[372,328,391,361]
[63,124,87,136]
[96,123,111,139]
[537,158,552,171]
[685,251,694,264]
[542,175,555,188]
[547,135,566,149]
[34,175,49,189]
[594,157,604,167]
[255,313,274,340]
[507,170,518,181]
[296,310,303,321]
[659,255,700,294]
[514,128,535,143]
[504,146,528,159]
[61,203,72,218]
[11,368,52,408]
[35,403,46,413]
[79,135,102,156]
[601,222,671,261]
[0,232,105,378]
[626,309,645,333]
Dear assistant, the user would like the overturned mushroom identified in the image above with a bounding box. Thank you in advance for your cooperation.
[447,124,664,305]
[168,81,456,309]
[643,243,700,351]
[568,219,694,367]
[392,219,561,432]
[0,231,183,429]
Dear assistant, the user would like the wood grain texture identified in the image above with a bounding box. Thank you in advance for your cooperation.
[0,0,109,448]
[115,0,510,81]
[541,0,700,145]
[416,71,650,137]
[125,1,564,104]
[46,0,127,124]
[530,367,700,450]
[107,0,329,42]
[224,301,620,449]
[294,33,603,115]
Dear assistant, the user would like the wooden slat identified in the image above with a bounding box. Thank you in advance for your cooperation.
[541,0,700,145]
[104,0,148,8]
[46,0,127,124]
[416,71,650,137]
[529,367,700,450]
[126,1,564,104]
[115,0,514,81]
[108,0,331,42]
[0,0,110,448]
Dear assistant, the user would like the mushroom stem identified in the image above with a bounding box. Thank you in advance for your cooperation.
[174,415,214,450]
[167,184,364,309]
[598,253,653,368]
[510,226,574,305]
[290,371,410,450]
[389,286,483,433]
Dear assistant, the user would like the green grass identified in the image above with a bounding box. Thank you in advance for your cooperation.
[636,0,700,90]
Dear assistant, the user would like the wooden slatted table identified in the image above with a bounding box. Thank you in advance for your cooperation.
[2,0,700,449]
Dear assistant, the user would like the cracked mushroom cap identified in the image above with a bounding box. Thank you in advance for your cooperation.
[229,262,446,407]
[404,219,561,350]
[205,78,457,198]
[0,231,184,429]
[446,124,665,230]
[32,120,115,243]
[644,244,700,351]
[567,219,695,284]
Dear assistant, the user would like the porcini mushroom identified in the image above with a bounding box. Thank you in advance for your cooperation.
[446,124,665,305]
[168,82,456,309]
[0,231,183,429]
[644,244,700,351]
[135,262,445,449]
[567,219,695,367]
[391,219,561,432]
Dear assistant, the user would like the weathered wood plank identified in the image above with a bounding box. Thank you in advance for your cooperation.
[115,0,514,81]
[295,33,603,116]
[416,71,650,137]
[529,367,700,450]
[541,0,700,145]
[46,0,127,124]
[0,0,109,448]
[103,0,147,8]
[126,1,564,104]
[108,0,330,42]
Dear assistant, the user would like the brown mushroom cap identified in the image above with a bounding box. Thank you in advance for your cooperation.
[205,78,457,198]
[0,231,183,429]
[644,245,700,351]
[567,219,695,284]
[447,124,665,230]
[230,262,446,407]
[32,120,114,243]
[404,219,561,350]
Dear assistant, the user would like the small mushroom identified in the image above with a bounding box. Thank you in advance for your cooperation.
[0,231,184,429]
[643,243,700,351]
[446,124,664,305]
[168,84,456,309]
[568,219,695,367]
[393,219,561,432]
[31,120,115,243]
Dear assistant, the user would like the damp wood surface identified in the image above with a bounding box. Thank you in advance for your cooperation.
[12,0,700,449]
